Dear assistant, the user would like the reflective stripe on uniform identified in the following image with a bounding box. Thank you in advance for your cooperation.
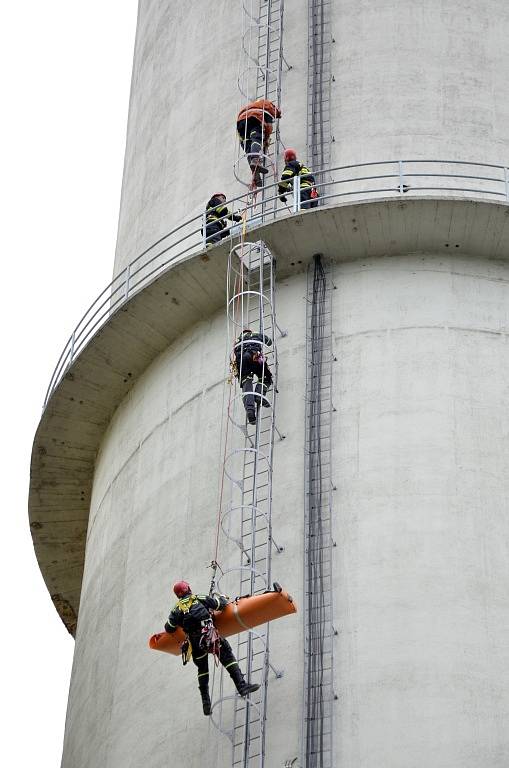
[225,661,238,669]
[194,652,208,660]
[198,672,209,678]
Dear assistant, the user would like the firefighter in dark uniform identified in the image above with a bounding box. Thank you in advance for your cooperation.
[165,581,260,716]
[237,99,282,186]
[278,148,319,209]
[233,329,273,425]
[204,193,242,245]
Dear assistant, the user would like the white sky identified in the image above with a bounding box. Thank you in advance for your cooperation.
[0,2,138,764]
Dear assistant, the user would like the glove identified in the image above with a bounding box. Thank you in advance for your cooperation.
[279,195,287,203]
[233,213,243,222]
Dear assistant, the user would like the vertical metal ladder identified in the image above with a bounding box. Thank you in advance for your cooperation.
[303,254,335,768]
[236,0,287,210]
[213,240,284,768]
[256,0,285,158]
[307,0,333,175]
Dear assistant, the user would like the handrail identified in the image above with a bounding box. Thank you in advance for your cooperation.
[43,158,509,408]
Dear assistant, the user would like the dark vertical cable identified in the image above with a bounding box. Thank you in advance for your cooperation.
[306,254,328,768]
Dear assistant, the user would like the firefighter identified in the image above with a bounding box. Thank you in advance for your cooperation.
[237,99,282,186]
[233,328,273,425]
[204,193,242,246]
[278,148,319,209]
[165,581,260,716]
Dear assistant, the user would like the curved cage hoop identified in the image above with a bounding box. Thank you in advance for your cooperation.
[217,565,268,594]
[227,290,273,327]
[209,694,237,740]
[220,504,270,556]
[227,241,266,280]
[210,692,263,737]
[237,64,278,102]
[226,390,274,433]
[223,445,272,490]
[233,148,275,188]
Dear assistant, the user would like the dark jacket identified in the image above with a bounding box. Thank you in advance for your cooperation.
[234,331,272,363]
[165,593,228,638]
[278,160,315,194]
[205,196,242,228]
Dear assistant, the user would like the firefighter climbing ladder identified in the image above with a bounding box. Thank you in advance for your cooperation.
[307,0,332,176]
[303,255,334,768]
[237,0,288,213]
[212,240,283,768]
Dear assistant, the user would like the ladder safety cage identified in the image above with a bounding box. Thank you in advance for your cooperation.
[235,0,288,217]
[307,0,333,194]
[211,240,283,768]
[302,254,335,768]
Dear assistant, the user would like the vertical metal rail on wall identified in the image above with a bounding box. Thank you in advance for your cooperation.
[212,241,284,768]
[303,254,334,768]
[237,0,287,216]
[307,0,332,179]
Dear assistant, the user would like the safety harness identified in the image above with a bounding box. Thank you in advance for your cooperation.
[176,595,221,666]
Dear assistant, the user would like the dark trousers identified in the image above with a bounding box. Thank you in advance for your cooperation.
[238,354,273,388]
[191,636,238,690]
[239,355,273,414]
[237,118,264,165]
[205,220,229,244]
[301,186,318,209]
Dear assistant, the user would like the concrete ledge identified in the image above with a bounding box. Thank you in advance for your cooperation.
[29,195,509,634]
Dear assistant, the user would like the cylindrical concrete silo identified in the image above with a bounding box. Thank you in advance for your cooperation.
[29,2,509,767]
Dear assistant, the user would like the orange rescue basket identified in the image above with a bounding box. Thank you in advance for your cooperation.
[149,589,297,656]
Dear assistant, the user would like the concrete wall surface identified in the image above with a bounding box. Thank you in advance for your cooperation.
[114,0,307,275]
[332,0,509,166]
[58,1,509,766]
[62,252,509,767]
[114,1,509,276]
[61,273,308,768]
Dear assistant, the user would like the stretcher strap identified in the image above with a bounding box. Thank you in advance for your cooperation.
[232,602,251,631]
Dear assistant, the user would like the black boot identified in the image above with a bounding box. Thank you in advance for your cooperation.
[199,683,211,716]
[229,664,260,697]
[242,378,257,424]
[254,382,271,408]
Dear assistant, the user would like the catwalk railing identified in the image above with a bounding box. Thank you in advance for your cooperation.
[44,158,509,407]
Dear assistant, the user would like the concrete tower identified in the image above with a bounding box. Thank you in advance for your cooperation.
[30,2,509,767]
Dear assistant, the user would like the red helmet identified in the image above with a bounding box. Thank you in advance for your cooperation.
[284,148,297,162]
[173,580,191,598]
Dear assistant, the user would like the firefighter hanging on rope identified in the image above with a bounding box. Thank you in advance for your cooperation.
[165,581,260,716]
[236,99,281,188]
[232,328,273,425]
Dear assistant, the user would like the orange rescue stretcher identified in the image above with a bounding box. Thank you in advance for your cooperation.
[149,588,297,657]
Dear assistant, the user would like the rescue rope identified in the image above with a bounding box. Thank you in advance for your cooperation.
[209,214,248,596]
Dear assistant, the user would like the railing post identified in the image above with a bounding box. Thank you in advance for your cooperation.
[69,331,76,365]
[202,212,208,249]
[505,167,509,202]
[293,174,301,213]
[398,160,405,195]
[124,263,131,301]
